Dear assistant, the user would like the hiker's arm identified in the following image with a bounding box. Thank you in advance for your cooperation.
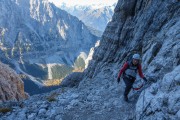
[118,62,128,78]
[138,64,145,78]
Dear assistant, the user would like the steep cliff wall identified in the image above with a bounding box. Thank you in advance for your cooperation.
[83,0,180,119]
[84,0,179,79]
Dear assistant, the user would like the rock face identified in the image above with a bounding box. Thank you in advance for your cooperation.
[136,66,180,120]
[83,0,180,119]
[60,72,83,87]
[0,62,28,102]
[0,0,179,119]
[84,0,180,79]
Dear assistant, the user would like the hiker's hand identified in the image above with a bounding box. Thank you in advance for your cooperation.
[143,77,147,82]
[117,78,120,83]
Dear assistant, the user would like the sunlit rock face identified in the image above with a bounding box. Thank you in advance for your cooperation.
[0,62,28,102]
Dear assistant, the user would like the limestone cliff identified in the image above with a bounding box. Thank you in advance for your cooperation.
[83,0,180,119]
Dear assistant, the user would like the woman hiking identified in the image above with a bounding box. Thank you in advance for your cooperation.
[117,54,147,102]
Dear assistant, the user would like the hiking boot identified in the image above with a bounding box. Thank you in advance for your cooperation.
[124,95,128,102]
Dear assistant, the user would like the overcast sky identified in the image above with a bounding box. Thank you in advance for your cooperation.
[48,0,118,6]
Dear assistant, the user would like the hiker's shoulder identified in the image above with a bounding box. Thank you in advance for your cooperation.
[123,61,129,67]
[126,61,131,65]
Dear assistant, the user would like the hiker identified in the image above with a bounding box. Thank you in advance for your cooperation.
[117,53,147,102]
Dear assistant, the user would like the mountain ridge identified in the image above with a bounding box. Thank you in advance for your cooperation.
[59,2,116,32]
[0,0,99,89]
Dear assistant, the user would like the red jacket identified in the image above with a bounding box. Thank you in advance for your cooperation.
[118,62,144,79]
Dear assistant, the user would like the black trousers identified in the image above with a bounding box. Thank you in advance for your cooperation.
[123,76,135,96]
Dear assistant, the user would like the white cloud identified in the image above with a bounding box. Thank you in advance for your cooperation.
[48,0,118,6]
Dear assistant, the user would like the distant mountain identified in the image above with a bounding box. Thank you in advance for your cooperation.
[0,0,99,89]
[59,3,116,32]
